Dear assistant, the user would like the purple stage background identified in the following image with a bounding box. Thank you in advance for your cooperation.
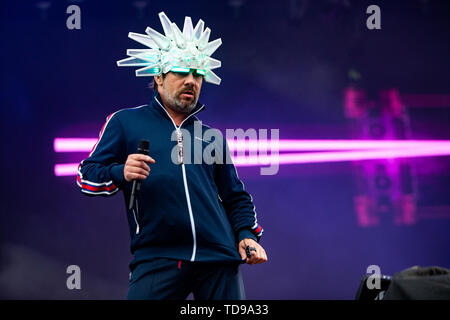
[1,0,449,299]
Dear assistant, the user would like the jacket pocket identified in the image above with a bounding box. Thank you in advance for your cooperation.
[131,199,140,234]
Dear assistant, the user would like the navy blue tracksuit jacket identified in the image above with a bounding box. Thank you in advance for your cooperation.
[77,91,263,270]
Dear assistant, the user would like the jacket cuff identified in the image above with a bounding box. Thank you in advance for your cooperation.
[237,228,258,243]
[110,164,126,187]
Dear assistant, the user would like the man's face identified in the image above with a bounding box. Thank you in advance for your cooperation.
[157,70,203,114]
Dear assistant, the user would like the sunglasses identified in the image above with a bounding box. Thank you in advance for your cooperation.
[170,67,206,76]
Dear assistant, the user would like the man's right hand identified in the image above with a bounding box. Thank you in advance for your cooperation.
[124,154,156,182]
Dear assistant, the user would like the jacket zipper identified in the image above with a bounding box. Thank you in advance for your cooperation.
[155,97,205,262]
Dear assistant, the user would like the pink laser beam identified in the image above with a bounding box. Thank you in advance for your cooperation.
[227,139,450,152]
[233,147,450,166]
[54,138,450,152]
[54,163,79,176]
[54,138,98,152]
[54,146,450,176]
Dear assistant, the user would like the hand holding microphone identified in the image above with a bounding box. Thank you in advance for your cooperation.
[125,140,155,210]
[124,153,154,182]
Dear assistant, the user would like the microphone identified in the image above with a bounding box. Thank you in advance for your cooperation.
[129,139,150,211]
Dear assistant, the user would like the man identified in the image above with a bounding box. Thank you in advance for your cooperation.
[77,12,267,300]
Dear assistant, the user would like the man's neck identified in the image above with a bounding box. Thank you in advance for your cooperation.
[157,89,189,126]
[163,105,188,127]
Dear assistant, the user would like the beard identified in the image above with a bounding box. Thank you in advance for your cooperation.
[162,86,198,114]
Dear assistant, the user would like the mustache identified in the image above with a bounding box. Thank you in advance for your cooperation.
[179,87,196,95]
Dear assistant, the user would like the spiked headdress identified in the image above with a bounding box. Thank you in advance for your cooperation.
[117,12,222,85]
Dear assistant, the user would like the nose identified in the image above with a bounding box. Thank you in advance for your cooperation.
[184,72,196,86]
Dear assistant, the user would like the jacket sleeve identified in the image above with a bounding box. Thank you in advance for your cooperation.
[214,135,263,243]
[77,112,127,196]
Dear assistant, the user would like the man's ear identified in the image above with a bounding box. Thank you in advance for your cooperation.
[154,75,163,87]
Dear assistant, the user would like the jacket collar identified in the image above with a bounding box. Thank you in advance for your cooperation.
[150,90,205,125]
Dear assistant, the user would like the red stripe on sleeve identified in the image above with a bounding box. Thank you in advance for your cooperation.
[77,175,117,192]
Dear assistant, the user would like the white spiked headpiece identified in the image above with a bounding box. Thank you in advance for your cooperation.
[117,12,222,85]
